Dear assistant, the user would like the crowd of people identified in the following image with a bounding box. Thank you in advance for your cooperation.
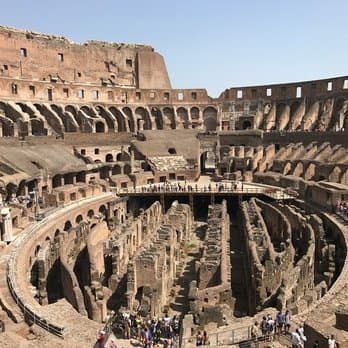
[96,312,181,348]
[250,310,293,343]
[335,200,348,221]
[119,181,243,194]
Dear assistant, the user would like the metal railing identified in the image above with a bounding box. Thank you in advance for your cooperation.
[116,185,294,200]
[6,192,114,338]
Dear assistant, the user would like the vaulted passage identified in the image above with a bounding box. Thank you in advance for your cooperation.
[46,258,64,304]
[74,247,91,291]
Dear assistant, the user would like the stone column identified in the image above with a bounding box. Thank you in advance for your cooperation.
[138,119,144,131]
[1,207,13,242]
[130,149,135,174]
[0,122,3,137]
[13,122,18,137]
[27,121,32,136]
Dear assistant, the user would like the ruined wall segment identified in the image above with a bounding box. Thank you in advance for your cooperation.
[0,26,171,89]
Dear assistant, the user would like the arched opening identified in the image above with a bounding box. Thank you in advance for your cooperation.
[64,220,72,232]
[99,205,107,220]
[46,258,64,304]
[200,151,216,173]
[87,209,94,219]
[95,105,114,132]
[116,152,131,162]
[54,229,60,241]
[52,174,62,188]
[124,164,131,175]
[135,107,152,130]
[100,166,110,179]
[95,121,105,133]
[168,147,177,155]
[112,165,122,175]
[163,107,176,129]
[31,119,45,136]
[102,255,113,287]
[177,107,189,128]
[151,107,163,130]
[109,107,127,132]
[73,247,91,313]
[75,215,83,224]
[105,153,113,162]
[191,107,200,120]
[122,107,135,132]
[76,171,86,183]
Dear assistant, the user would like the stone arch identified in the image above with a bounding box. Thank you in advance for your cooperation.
[80,105,95,117]
[52,174,62,188]
[105,153,113,162]
[87,209,94,219]
[203,107,218,131]
[76,171,86,183]
[73,247,91,312]
[96,105,115,132]
[30,119,45,136]
[46,258,64,304]
[99,205,107,220]
[163,107,176,129]
[95,121,105,133]
[151,107,163,130]
[112,165,122,175]
[283,161,292,175]
[109,107,127,132]
[124,164,131,175]
[65,105,78,116]
[328,166,342,183]
[304,163,316,181]
[176,107,189,128]
[135,107,152,130]
[190,107,200,120]
[122,107,135,132]
[75,215,83,224]
[116,152,131,162]
[64,220,72,232]
[292,162,304,177]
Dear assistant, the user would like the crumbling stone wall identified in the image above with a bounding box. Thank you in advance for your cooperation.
[125,201,192,316]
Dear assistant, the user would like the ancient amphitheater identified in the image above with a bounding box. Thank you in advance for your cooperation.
[0,26,347,348]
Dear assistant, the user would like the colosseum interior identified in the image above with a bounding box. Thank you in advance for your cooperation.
[0,25,347,348]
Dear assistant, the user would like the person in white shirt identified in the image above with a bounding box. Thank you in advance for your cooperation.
[328,334,338,348]
[291,329,303,348]
[298,324,307,343]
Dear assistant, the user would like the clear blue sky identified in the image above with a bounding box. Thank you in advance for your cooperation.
[1,0,347,97]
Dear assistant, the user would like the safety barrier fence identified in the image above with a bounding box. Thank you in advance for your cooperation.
[6,193,113,338]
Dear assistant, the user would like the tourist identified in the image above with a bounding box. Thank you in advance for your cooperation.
[291,329,303,348]
[260,316,268,337]
[298,324,306,344]
[276,310,284,336]
[284,309,291,333]
[196,330,203,347]
[203,330,209,345]
[266,314,275,341]
[96,330,106,348]
[328,334,338,348]
[251,321,260,341]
